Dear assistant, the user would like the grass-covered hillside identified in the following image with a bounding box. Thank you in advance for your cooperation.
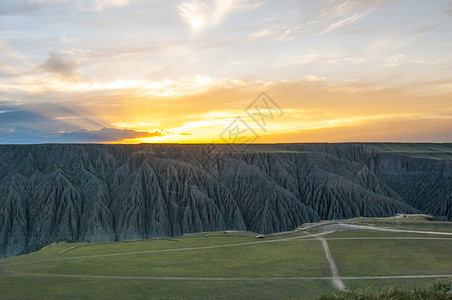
[0,215,450,299]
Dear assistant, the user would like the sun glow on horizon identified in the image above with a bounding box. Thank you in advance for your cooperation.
[1,1,451,144]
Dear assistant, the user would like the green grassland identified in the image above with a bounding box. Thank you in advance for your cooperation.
[328,239,451,276]
[357,142,452,159]
[342,278,452,294]
[346,214,452,232]
[0,216,451,299]
[0,276,337,300]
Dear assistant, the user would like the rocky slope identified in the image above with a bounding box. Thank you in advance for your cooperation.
[0,143,450,257]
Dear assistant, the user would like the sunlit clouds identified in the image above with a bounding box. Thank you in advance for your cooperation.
[1,73,221,96]
[0,0,451,143]
[177,0,264,33]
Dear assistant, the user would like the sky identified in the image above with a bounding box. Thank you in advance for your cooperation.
[0,0,451,144]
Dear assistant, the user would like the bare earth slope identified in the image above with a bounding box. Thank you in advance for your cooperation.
[0,143,450,257]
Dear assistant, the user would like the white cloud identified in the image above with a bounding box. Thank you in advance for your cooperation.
[30,0,68,4]
[0,40,30,75]
[320,0,388,18]
[384,54,405,67]
[248,0,391,41]
[0,73,229,97]
[318,0,390,34]
[60,35,78,43]
[30,0,130,11]
[90,0,129,11]
[250,25,301,41]
[320,12,366,34]
[177,0,264,32]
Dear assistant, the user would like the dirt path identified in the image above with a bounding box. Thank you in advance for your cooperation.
[2,235,450,267]
[303,223,452,290]
[57,244,88,254]
[320,238,346,290]
[334,224,452,236]
[2,225,450,290]
[341,274,452,280]
[13,272,452,281]
[325,237,452,240]
[305,232,346,290]
[1,227,450,295]
[1,231,332,266]
[304,223,452,290]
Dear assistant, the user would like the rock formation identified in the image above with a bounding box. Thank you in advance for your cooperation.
[0,143,450,257]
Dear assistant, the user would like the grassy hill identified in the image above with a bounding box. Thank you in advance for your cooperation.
[0,215,451,299]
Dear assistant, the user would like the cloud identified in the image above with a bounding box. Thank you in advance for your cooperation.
[0,103,165,143]
[89,0,130,11]
[383,54,405,67]
[0,126,161,144]
[0,73,222,97]
[30,0,130,11]
[320,12,366,34]
[318,0,390,34]
[258,116,452,143]
[56,127,163,142]
[177,0,264,32]
[413,22,443,33]
[250,25,301,41]
[2,75,452,143]
[0,40,29,76]
[0,105,60,129]
[248,0,391,41]
[0,101,103,129]
[320,0,389,18]
[60,35,78,43]
[40,50,80,78]
[443,1,452,15]
[0,1,43,16]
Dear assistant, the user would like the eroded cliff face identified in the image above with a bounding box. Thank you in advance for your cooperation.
[0,143,450,257]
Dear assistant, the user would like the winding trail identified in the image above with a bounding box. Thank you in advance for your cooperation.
[330,224,452,236]
[320,238,346,290]
[305,232,346,290]
[0,232,332,266]
[13,272,452,281]
[2,236,450,267]
[324,237,452,240]
[302,223,452,290]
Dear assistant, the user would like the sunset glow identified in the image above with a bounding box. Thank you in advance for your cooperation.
[1,1,451,143]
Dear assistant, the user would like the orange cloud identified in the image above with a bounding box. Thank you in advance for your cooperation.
[109,80,452,143]
[2,76,451,144]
